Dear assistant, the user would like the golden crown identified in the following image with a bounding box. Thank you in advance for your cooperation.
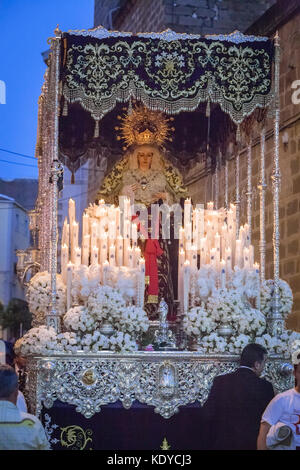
[115,103,174,149]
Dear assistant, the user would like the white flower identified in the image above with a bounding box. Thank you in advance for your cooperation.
[261,279,293,318]
[183,306,216,337]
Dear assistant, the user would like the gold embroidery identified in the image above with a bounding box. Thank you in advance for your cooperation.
[60,425,93,450]
[161,437,171,450]
[147,294,158,303]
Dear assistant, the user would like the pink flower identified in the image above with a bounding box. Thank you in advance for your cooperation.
[145,344,154,351]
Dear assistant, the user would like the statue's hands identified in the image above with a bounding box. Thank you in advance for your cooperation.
[152,192,168,203]
[122,183,140,197]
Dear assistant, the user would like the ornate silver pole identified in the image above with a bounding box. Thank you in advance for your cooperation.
[269,32,283,336]
[235,152,240,237]
[214,153,220,210]
[246,140,252,243]
[224,159,229,210]
[48,28,61,332]
[258,129,267,283]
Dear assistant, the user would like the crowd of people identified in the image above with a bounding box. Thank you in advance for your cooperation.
[0,340,299,450]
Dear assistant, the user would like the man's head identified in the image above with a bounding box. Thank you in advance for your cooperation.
[0,364,18,404]
[240,343,267,376]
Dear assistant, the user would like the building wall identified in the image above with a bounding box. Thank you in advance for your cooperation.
[0,197,29,306]
[94,0,277,35]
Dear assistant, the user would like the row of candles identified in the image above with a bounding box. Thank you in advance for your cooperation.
[180,199,259,273]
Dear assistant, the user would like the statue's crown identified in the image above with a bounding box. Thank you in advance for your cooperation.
[115,103,174,149]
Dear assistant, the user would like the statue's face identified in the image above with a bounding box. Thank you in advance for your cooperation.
[137,146,154,170]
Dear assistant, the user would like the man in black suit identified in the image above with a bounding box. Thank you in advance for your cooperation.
[202,343,274,450]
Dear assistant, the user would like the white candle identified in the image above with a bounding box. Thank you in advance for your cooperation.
[185,222,192,244]
[220,259,226,289]
[71,221,79,264]
[102,260,109,286]
[215,232,221,258]
[244,223,250,247]
[134,246,141,267]
[184,198,192,229]
[82,212,89,238]
[68,198,75,226]
[91,221,98,250]
[115,207,121,237]
[200,237,207,267]
[207,201,214,210]
[210,247,217,271]
[249,244,254,269]
[109,244,116,267]
[82,234,90,266]
[91,245,99,265]
[235,239,242,268]
[139,257,145,308]
[132,223,138,247]
[100,233,108,264]
[66,262,73,311]
[124,238,130,266]
[75,247,81,267]
[183,260,190,313]
[108,220,116,241]
[243,247,250,269]
[116,236,123,266]
[61,243,68,284]
[191,244,198,270]
[128,246,134,268]
[225,247,232,275]
[62,218,69,247]
[192,209,199,249]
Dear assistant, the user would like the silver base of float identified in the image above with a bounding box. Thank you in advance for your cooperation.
[26,352,294,420]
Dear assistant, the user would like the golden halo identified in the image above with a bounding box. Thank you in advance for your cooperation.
[115,103,174,149]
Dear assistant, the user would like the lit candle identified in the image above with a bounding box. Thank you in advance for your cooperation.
[225,247,232,275]
[75,247,81,267]
[191,244,198,270]
[210,247,217,271]
[128,246,134,268]
[193,209,199,249]
[235,239,242,268]
[116,235,123,267]
[82,234,90,266]
[184,198,192,229]
[220,259,226,289]
[207,201,214,210]
[62,218,69,247]
[139,257,145,308]
[66,262,73,311]
[100,233,108,264]
[134,246,141,267]
[109,244,116,267]
[91,221,98,250]
[61,244,68,284]
[82,212,89,238]
[71,221,79,264]
[243,247,250,269]
[115,207,121,237]
[200,237,207,267]
[183,260,190,313]
[91,245,99,265]
[249,244,254,269]
[132,223,138,247]
[102,260,109,286]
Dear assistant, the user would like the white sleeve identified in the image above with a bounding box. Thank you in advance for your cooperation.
[261,394,286,426]
[17,391,28,413]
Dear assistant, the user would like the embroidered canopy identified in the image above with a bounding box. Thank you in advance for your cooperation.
[60,27,274,125]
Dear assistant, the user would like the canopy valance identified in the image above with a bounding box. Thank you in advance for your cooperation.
[60,28,274,125]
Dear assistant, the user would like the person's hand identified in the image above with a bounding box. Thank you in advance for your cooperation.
[122,184,140,197]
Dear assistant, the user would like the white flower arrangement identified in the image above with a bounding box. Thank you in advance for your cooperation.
[230,267,260,299]
[108,332,138,352]
[80,331,110,353]
[63,306,99,334]
[18,326,59,356]
[201,333,227,354]
[71,265,101,304]
[255,334,287,355]
[226,334,251,354]
[238,307,266,337]
[116,306,149,335]
[27,271,66,326]
[87,285,126,323]
[261,279,293,318]
[183,306,216,337]
[206,289,243,326]
[196,265,217,299]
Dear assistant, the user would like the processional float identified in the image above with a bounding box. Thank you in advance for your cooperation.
[16,25,299,420]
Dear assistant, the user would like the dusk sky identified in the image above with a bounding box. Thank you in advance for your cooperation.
[0,0,94,180]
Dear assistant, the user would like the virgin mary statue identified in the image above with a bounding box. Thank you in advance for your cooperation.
[96,105,188,319]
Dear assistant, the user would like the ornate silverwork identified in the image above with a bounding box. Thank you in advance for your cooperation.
[26,353,292,420]
[258,129,267,283]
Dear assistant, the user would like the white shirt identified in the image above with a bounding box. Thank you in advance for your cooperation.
[0,401,50,450]
[262,388,300,447]
[17,391,27,413]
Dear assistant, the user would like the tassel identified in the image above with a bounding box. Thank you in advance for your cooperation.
[94,119,99,138]
[236,124,241,143]
[206,98,210,117]
[71,171,75,184]
[62,100,68,116]
[128,96,133,115]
